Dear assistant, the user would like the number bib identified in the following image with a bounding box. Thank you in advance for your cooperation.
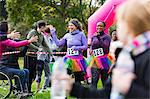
[93,48,104,57]
[67,48,79,56]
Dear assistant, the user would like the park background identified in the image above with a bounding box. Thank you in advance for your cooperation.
[0,0,116,38]
[0,0,114,98]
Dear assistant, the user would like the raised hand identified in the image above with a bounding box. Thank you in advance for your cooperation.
[93,32,98,36]
[89,49,93,55]
[8,30,21,39]
[50,27,56,35]
[28,36,38,43]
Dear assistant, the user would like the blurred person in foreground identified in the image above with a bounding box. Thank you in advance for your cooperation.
[57,0,150,98]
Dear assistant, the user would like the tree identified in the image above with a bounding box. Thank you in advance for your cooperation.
[6,0,43,29]
[0,0,7,20]
[6,0,106,37]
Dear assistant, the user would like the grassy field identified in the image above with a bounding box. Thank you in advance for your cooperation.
[6,57,103,99]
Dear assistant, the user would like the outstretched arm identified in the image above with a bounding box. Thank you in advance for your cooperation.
[2,39,29,48]
[2,35,38,48]
[51,30,66,47]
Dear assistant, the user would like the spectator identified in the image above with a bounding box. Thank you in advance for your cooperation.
[0,21,38,95]
[24,20,52,93]
[36,26,55,92]
[109,30,123,62]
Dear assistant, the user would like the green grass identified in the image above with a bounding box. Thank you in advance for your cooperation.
[6,57,103,99]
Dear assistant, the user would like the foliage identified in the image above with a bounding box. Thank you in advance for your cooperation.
[109,24,117,35]
[6,0,43,33]
[5,0,106,37]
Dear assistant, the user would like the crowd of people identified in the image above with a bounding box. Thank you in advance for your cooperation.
[0,0,149,98]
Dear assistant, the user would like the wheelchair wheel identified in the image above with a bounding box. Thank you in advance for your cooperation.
[0,72,12,99]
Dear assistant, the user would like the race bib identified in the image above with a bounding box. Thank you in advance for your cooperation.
[93,48,104,57]
[67,48,79,56]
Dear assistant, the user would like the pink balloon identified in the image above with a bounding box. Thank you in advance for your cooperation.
[88,0,125,40]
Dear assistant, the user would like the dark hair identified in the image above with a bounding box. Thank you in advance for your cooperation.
[102,21,106,27]
[32,22,37,30]
[110,30,117,37]
[0,21,8,33]
[69,19,82,31]
[44,27,51,33]
[97,21,106,27]
[36,20,46,29]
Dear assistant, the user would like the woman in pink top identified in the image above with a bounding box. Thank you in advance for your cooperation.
[0,32,21,57]
[0,21,38,93]
[0,21,38,57]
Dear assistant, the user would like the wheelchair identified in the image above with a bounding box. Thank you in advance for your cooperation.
[0,71,28,99]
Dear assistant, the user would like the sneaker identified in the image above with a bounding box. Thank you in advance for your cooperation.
[19,92,29,98]
[45,88,51,91]
[35,88,41,93]
[27,92,33,96]
[39,89,44,93]
[39,88,51,93]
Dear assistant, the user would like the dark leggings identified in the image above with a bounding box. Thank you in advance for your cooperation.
[67,69,85,84]
[74,71,85,84]
[91,67,108,88]
[24,55,37,92]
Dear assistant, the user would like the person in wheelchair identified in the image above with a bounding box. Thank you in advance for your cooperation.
[1,40,29,93]
[0,21,38,96]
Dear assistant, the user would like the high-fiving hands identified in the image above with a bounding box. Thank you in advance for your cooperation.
[28,36,38,43]
[7,30,20,39]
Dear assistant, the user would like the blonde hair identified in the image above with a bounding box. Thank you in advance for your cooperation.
[117,0,150,36]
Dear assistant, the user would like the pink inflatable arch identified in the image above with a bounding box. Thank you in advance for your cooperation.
[88,0,125,41]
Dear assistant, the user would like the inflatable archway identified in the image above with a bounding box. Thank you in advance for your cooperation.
[88,0,125,41]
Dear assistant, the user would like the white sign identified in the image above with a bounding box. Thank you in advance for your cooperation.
[67,48,79,56]
[93,48,104,57]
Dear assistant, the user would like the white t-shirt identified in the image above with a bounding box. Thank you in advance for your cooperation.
[44,34,58,51]
[110,40,123,60]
